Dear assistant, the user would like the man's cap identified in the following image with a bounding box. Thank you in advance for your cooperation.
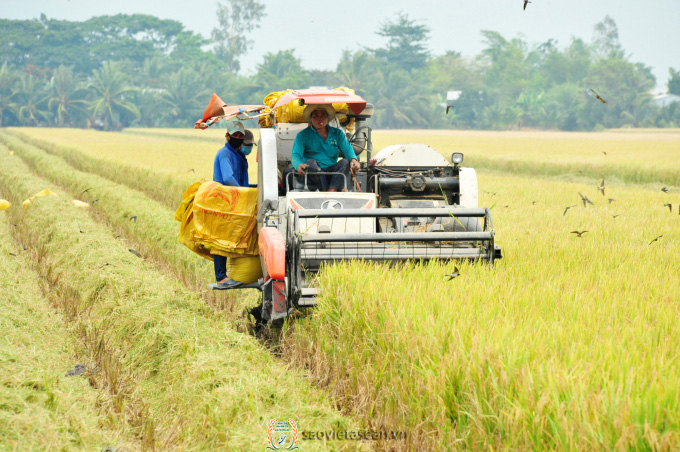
[244,129,254,145]
[227,121,246,135]
[303,104,336,123]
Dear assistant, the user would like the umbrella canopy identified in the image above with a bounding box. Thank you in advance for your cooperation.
[195,93,268,129]
[272,89,367,115]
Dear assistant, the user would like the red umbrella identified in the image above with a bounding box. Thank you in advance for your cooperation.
[272,89,367,115]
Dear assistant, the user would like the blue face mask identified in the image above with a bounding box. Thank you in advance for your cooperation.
[241,145,253,156]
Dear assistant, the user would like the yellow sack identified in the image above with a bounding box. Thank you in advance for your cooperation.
[33,188,55,198]
[259,87,359,127]
[175,181,259,260]
[175,180,213,260]
[192,181,258,254]
[226,256,262,284]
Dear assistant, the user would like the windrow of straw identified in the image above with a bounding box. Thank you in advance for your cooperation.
[0,147,366,451]
[0,131,260,316]
[4,128,203,210]
[0,202,138,451]
[0,125,255,315]
[283,169,680,451]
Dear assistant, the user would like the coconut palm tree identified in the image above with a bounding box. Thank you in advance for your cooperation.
[48,65,89,127]
[158,67,209,126]
[13,74,51,126]
[88,61,140,130]
[0,63,19,126]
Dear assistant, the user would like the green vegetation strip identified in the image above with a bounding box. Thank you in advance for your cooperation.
[0,148,364,451]
[5,129,192,210]
[0,131,212,297]
[0,207,137,451]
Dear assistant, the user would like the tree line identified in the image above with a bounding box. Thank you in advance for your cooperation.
[1,3,679,131]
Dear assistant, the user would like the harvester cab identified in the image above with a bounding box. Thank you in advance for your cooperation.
[195,89,501,325]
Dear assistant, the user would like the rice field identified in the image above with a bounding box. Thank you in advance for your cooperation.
[1,127,679,451]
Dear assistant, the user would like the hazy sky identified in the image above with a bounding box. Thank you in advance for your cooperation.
[2,0,678,89]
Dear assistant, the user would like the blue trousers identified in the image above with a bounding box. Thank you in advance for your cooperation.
[213,254,227,281]
[305,158,350,191]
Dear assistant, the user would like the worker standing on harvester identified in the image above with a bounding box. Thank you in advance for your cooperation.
[292,104,360,192]
[209,121,260,290]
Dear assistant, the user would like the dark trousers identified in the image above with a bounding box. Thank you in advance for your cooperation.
[305,158,350,191]
[213,254,227,281]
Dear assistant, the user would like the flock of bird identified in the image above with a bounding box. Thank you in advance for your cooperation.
[566,181,674,245]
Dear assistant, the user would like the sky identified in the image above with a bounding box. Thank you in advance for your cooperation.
[1,0,678,89]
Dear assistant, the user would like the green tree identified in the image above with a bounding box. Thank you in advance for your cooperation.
[48,65,88,126]
[255,50,308,92]
[372,13,430,72]
[479,31,531,102]
[88,62,140,130]
[592,15,624,59]
[334,50,378,97]
[668,68,680,95]
[0,63,19,126]
[158,68,210,127]
[211,0,266,73]
[13,74,51,126]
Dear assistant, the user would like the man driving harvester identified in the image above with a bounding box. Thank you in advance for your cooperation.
[291,104,360,192]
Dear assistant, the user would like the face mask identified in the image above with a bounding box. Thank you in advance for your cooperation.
[241,145,253,156]
[228,137,244,148]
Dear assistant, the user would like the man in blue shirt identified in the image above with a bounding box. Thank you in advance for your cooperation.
[213,123,256,187]
[291,104,360,192]
[209,121,257,290]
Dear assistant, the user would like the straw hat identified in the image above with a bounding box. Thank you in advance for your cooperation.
[303,104,336,123]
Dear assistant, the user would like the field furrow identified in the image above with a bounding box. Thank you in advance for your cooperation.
[0,143,367,451]
[0,194,139,451]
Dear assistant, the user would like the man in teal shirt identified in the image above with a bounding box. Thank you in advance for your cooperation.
[291,104,360,192]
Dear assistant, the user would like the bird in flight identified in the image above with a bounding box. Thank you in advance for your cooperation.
[445,267,460,281]
[523,0,531,10]
[79,188,91,197]
[608,198,616,204]
[446,105,454,114]
[648,235,663,245]
[571,230,588,237]
[563,205,577,216]
[129,249,142,258]
[186,169,195,173]
[664,203,672,212]
[129,216,137,223]
[602,151,607,156]
[661,187,669,193]
[590,89,607,104]
[611,214,620,218]
[597,179,605,196]
[577,192,594,208]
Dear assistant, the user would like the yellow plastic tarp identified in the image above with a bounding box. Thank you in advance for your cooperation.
[175,180,259,260]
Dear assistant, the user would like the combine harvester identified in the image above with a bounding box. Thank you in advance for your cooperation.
[195,89,502,325]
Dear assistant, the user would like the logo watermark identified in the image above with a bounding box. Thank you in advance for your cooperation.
[301,430,408,441]
[265,418,300,451]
